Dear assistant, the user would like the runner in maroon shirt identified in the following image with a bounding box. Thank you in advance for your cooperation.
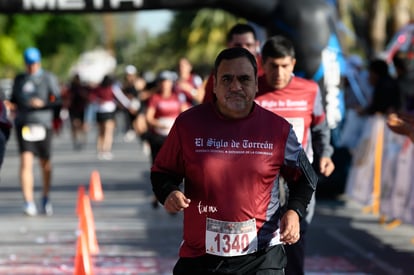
[151,47,317,275]
[147,70,189,208]
[256,35,335,275]
[174,57,205,106]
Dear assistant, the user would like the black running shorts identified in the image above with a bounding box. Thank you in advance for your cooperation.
[15,125,52,159]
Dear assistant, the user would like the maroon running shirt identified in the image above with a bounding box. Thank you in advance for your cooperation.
[255,75,326,150]
[152,102,307,257]
[147,93,184,119]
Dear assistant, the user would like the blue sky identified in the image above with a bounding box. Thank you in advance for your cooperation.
[135,10,173,35]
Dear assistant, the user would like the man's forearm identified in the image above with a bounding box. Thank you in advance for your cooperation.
[150,171,181,204]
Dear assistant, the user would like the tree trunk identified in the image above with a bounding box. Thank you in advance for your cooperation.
[368,0,388,57]
[392,0,411,32]
[336,0,355,54]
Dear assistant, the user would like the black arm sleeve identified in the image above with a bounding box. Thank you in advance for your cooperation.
[150,171,182,204]
[286,150,318,219]
[311,119,333,159]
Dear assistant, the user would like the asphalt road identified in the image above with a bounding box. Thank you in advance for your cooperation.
[0,120,413,274]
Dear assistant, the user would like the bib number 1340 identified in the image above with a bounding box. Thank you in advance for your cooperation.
[205,218,257,257]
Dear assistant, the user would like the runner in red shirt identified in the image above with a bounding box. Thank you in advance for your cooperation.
[147,70,188,208]
[255,35,335,275]
[174,57,205,106]
[202,23,263,103]
[146,70,189,163]
[151,47,317,274]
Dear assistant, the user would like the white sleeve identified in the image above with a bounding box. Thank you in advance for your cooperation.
[112,84,131,108]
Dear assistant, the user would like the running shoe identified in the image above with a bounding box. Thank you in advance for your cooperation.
[97,152,113,160]
[41,197,53,216]
[23,201,38,216]
[123,130,136,142]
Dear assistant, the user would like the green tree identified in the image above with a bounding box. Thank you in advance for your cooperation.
[37,15,99,78]
[0,15,48,76]
[0,14,99,79]
[337,0,414,58]
[130,9,242,77]
[0,35,21,77]
[186,9,245,70]
[37,15,96,55]
[4,15,49,49]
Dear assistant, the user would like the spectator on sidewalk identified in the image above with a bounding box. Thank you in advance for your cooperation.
[337,55,373,153]
[387,112,414,143]
[362,59,401,116]
[393,52,414,112]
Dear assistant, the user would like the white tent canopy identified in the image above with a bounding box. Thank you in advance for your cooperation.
[70,49,116,85]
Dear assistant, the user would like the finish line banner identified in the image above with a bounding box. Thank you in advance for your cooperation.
[0,0,216,13]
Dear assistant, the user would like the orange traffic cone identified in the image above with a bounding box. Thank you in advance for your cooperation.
[76,185,85,215]
[79,194,99,255]
[89,170,104,201]
[74,231,94,275]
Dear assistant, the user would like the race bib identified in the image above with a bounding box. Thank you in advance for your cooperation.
[22,124,46,142]
[285,117,305,144]
[205,218,257,257]
[154,117,175,136]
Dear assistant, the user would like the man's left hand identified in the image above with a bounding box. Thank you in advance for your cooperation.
[280,210,300,245]
[319,157,334,177]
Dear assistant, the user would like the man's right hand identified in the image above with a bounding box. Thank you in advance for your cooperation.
[30,98,45,108]
[164,190,191,214]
